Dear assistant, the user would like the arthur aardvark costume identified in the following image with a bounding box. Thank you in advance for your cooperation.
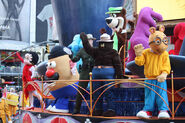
[134,26,171,119]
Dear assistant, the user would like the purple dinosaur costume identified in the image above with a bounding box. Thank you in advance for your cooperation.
[126,7,163,64]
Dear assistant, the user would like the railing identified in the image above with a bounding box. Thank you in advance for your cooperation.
[21,71,185,119]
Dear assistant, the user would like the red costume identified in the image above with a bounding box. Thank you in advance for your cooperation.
[173,22,185,55]
[16,52,38,98]
[22,65,36,98]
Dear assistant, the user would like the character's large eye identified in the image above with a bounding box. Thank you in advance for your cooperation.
[163,37,168,45]
[46,61,56,69]
[112,14,117,17]
[154,37,161,45]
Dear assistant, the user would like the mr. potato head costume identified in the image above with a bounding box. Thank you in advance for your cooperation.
[44,46,79,113]
[134,25,171,119]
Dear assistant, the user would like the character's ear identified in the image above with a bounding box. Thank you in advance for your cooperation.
[149,27,156,34]
[121,8,126,17]
[159,25,165,32]
[100,28,106,34]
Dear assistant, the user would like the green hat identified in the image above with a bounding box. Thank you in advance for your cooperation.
[105,7,123,14]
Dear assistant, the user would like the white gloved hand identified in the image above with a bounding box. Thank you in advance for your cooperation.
[8,121,12,123]
[156,72,168,82]
[134,44,144,57]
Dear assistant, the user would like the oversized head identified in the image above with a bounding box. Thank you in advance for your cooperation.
[149,25,168,54]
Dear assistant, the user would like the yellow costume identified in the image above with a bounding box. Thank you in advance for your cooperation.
[135,48,171,78]
[0,98,12,123]
[135,26,171,119]
[7,92,19,116]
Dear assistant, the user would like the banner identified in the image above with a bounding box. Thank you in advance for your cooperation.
[0,0,31,50]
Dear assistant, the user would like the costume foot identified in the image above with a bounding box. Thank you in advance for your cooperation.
[26,106,34,110]
[92,109,103,116]
[46,105,52,111]
[102,109,116,117]
[158,111,170,119]
[136,110,152,119]
[49,106,69,113]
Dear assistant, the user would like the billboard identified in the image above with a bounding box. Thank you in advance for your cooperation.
[0,0,31,50]
[137,0,185,21]
[36,0,58,43]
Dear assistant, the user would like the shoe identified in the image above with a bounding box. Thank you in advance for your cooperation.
[136,110,152,119]
[92,109,103,116]
[102,109,116,117]
[158,111,170,119]
[26,106,34,110]
[46,105,52,111]
[49,106,69,113]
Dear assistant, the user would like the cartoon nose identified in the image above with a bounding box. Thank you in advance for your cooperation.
[106,18,112,24]
[46,68,55,78]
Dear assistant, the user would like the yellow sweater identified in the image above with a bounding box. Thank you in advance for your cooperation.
[0,98,11,123]
[135,48,171,78]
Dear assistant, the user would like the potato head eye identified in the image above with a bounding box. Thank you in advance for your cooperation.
[50,61,56,68]
[46,62,50,68]
[46,61,56,68]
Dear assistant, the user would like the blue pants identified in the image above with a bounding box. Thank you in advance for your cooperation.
[143,80,169,111]
[50,82,78,109]
[92,68,115,110]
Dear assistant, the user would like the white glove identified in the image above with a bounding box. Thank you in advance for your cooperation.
[156,72,168,82]
[134,44,144,57]
[8,121,12,123]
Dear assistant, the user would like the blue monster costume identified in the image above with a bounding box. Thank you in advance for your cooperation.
[68,34,83,71]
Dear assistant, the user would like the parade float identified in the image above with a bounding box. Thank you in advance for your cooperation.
[3,0,185,123]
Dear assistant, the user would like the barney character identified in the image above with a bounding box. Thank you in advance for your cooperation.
[126,7,163,64]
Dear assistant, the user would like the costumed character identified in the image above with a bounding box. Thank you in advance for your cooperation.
[41,46,79,113]
[0,88,12,123]
[7,88,19,116]
[80,32,123,117]
[173,22,185,55]
[105,7,127,72]
[135,26,171,119]
[16,52,43,110]
[68,34,83,71]
[126,7,163,64]
[70,34,95,114]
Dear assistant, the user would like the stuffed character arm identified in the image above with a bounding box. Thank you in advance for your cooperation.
[134,44,145,66]
[80,32,95,57]
[157,52,171,82]
[70,49,82,62]
[16,52,24,63]
[156,72,168,82]
[134,44,144,57]
[30,66,38,79]
[113,52,124,79]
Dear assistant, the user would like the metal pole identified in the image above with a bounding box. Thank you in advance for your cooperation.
[171,70,174,119]
[41,76,44,112]
[89,72,93,116]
